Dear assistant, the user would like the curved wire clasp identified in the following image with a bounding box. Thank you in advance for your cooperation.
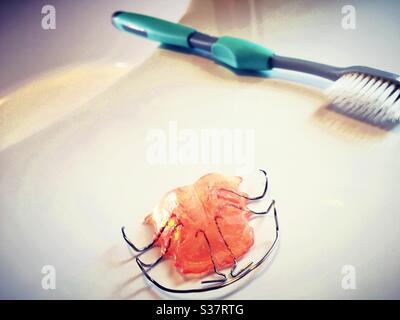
[134,204,279,294]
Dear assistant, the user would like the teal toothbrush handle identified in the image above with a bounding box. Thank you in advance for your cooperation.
[112,11,275,71]
[211,36,274,71]
[112,11,195,48]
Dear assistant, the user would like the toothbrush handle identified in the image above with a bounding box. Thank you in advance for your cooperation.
[112,11,275,71]
[112,11,196,48]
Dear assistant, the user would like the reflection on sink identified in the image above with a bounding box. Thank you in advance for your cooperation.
[0,62,132,151]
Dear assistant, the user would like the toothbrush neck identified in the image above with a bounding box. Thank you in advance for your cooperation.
[271,55,342,81]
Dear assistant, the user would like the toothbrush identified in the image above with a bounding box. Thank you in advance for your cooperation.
[112,11,400,124]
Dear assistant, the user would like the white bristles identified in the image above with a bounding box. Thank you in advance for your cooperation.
[325,73,400,123]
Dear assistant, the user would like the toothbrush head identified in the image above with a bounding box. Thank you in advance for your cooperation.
[325,71,400,124]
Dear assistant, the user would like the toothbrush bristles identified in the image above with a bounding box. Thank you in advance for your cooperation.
[325,73,400,124]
